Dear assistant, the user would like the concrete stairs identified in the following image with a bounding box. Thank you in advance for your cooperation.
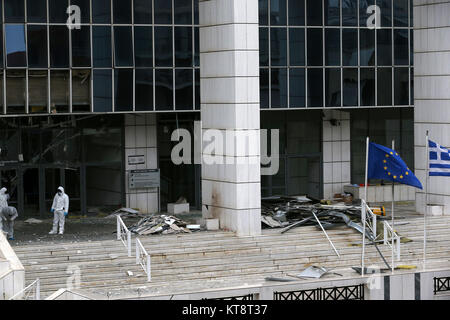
[12,215,450,299]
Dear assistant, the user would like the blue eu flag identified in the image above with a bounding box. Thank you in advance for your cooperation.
[368,142,423,189]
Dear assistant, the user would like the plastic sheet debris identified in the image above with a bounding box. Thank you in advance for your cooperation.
[105,208,146,219]
[129,214,192,235]
[24,218,43,224]
[296,266,329,279]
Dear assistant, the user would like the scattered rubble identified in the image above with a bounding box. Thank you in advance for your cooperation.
[24,218,43,224]
[105,208,146,219]
[129,214,194,235]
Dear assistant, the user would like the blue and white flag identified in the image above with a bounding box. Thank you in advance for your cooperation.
[429,140,450,176]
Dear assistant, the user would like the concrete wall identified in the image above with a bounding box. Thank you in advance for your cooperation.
[323,110,351,199]
[414,0,450,214]
[124,114,159,213]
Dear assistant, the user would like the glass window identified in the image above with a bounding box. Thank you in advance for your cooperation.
[114,69,133,112]
[271,68,287,108]
[113,0,132,24]
[72,27,91,67]
[175,69,193,110]
[342,0,358,26]
[174,0,192,24]
[93,70,112,112]
[134,0,152,24]
[50,70,70,113]
[50,26,70,68]
[134,27,153,67]
[6,70,26,114]
[175,27,193,67]
[114,27,133,67]
[92,0,111,23]
[307,0,322,26]
[49,0,69,23]
[394,0,408,27]
[289,68,305,108]
[307,69,323,107]
[195,68,200,110]
[155,27,173,67]
[360,68,375,106]
[377,0,392,27]
[343,68,358,106]
[394,67,409,105]
[342,29,358,66]
[325,0,340,26]
[155,0,172,24]
[155,69,174,110]
[377,29,392,66]
[93,26,112,68]
[307,29,322,66]
[270,0,287,25]
[288,0,304,26]
[72,69,91,113]
[410,68,414,105]
[359,0,375,27]
[194,27,199,66]
[360,29,375,66]
[6,25,27,67]
[27,0,47,23]
[325,68,341,107]
[259,0,268,26]
[271,28,287,66]
[136,69,153,111]
[29,70,48,113]
[260,28,269,67]
[377,67,392,106]
[325,29,340,66]
[28,25,48,68]
[289,28,305,66]
[260,69,269,108]
[410,29,414,65]
[0,29,3,68]
[71,0,90,23]
[394,29,409,65]
[5,0,25,23]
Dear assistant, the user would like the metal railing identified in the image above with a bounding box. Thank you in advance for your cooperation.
[434,277,450,294]
[136,238,151,282]
[274,284,365,301]
[383,221,401,261]
[361,199,377,240]
[117,215,132,257]
[9,278,40,300]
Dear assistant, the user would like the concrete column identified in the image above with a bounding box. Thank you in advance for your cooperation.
[414,1,450,214]
[199,0,261,236]
[322,110,351,199]
[124,114,159,213]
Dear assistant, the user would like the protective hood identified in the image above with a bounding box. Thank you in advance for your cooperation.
[57,186,65,195]
[0,187,6,195]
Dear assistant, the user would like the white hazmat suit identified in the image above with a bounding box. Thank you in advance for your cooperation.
[49,186,69,235]
[0,206,18,240]
[0,187,9,211]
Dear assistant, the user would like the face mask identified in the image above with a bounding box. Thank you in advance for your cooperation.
[57,191,62,196]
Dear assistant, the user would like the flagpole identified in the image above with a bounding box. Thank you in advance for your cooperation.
[391,140,395,274]
[362,137,369,277]
[424,131,429,270]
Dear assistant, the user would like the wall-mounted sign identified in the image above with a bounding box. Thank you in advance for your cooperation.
[129,169,160,189]
[128,155,145,165]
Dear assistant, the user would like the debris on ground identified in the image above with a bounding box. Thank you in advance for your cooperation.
[24,218,43,224]
[105,208,146,219]
[129,214,194,235]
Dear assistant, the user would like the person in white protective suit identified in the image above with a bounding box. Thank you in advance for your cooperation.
[49,186,69,235]
[0,187,9,211]
[0,206,18,240]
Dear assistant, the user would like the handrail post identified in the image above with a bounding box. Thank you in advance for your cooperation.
[127,231,132,257]
[383,222,388,245]
[136,239,140,265]
[147,255,151,282]
[372,214,377,239]
[396,235,401,261]
[116,215,121,241]
[36,279,40,300]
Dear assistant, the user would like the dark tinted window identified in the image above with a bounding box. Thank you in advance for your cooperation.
[136,69,153,111]
[307,69,323,107]
[134,0,152,24]
[5,0,25,23]
[27,0,47,23]
[49,0,69,23]
[155,27,173,67]
[175,27,192,67]
[93,0,111,23]
[288,0,304,26]
[93,70,112,112]
[260,28,269,67]
[174,0,192,24]
[72,27,91,67]
[7,70,26,114]
[377,0,392,27]
[195,69,200,110]
[377,68,392,106]
[114,69,133,112]
[155,69,174,110]
[394,68,409,105]
[359,0,375,26]
[271,68,287,108]
[394,0,408,27]
[175,69,193,110]
[71,0,90,23]
[6,25,27,67]
[325,0,340,26]
[289,28,305,66]
[343,68,358,106]
[93,26,112,68]
[360,68,375,106]
[194,27,199,66]
[29,70,48,113]
[342,0,358,26]
[259,0,268,26]
[155,0,172,24]
[50,26,70,68]
[377,29,392,66]
[113,0,132,24]
[271,28,287,66]
[270,0,287,25]
[326,68,341,107]
[307,0,322,26]
[260,69,269,108]
[325,29,340,66]
[307,29,323,66]
[114,27,133,67]
[394,29,409,65]
[289,68,305,108]
[360,29,375,66]
[50,70,69,112]
[135,27,153,67]
[28,25,48,68]
[342,29,358,66]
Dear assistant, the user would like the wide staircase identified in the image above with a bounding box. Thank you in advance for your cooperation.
[13,215,450,299]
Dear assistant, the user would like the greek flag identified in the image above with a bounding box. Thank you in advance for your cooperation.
[429,140,450,176]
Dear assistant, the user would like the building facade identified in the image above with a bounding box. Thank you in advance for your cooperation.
[0,0,423,235]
